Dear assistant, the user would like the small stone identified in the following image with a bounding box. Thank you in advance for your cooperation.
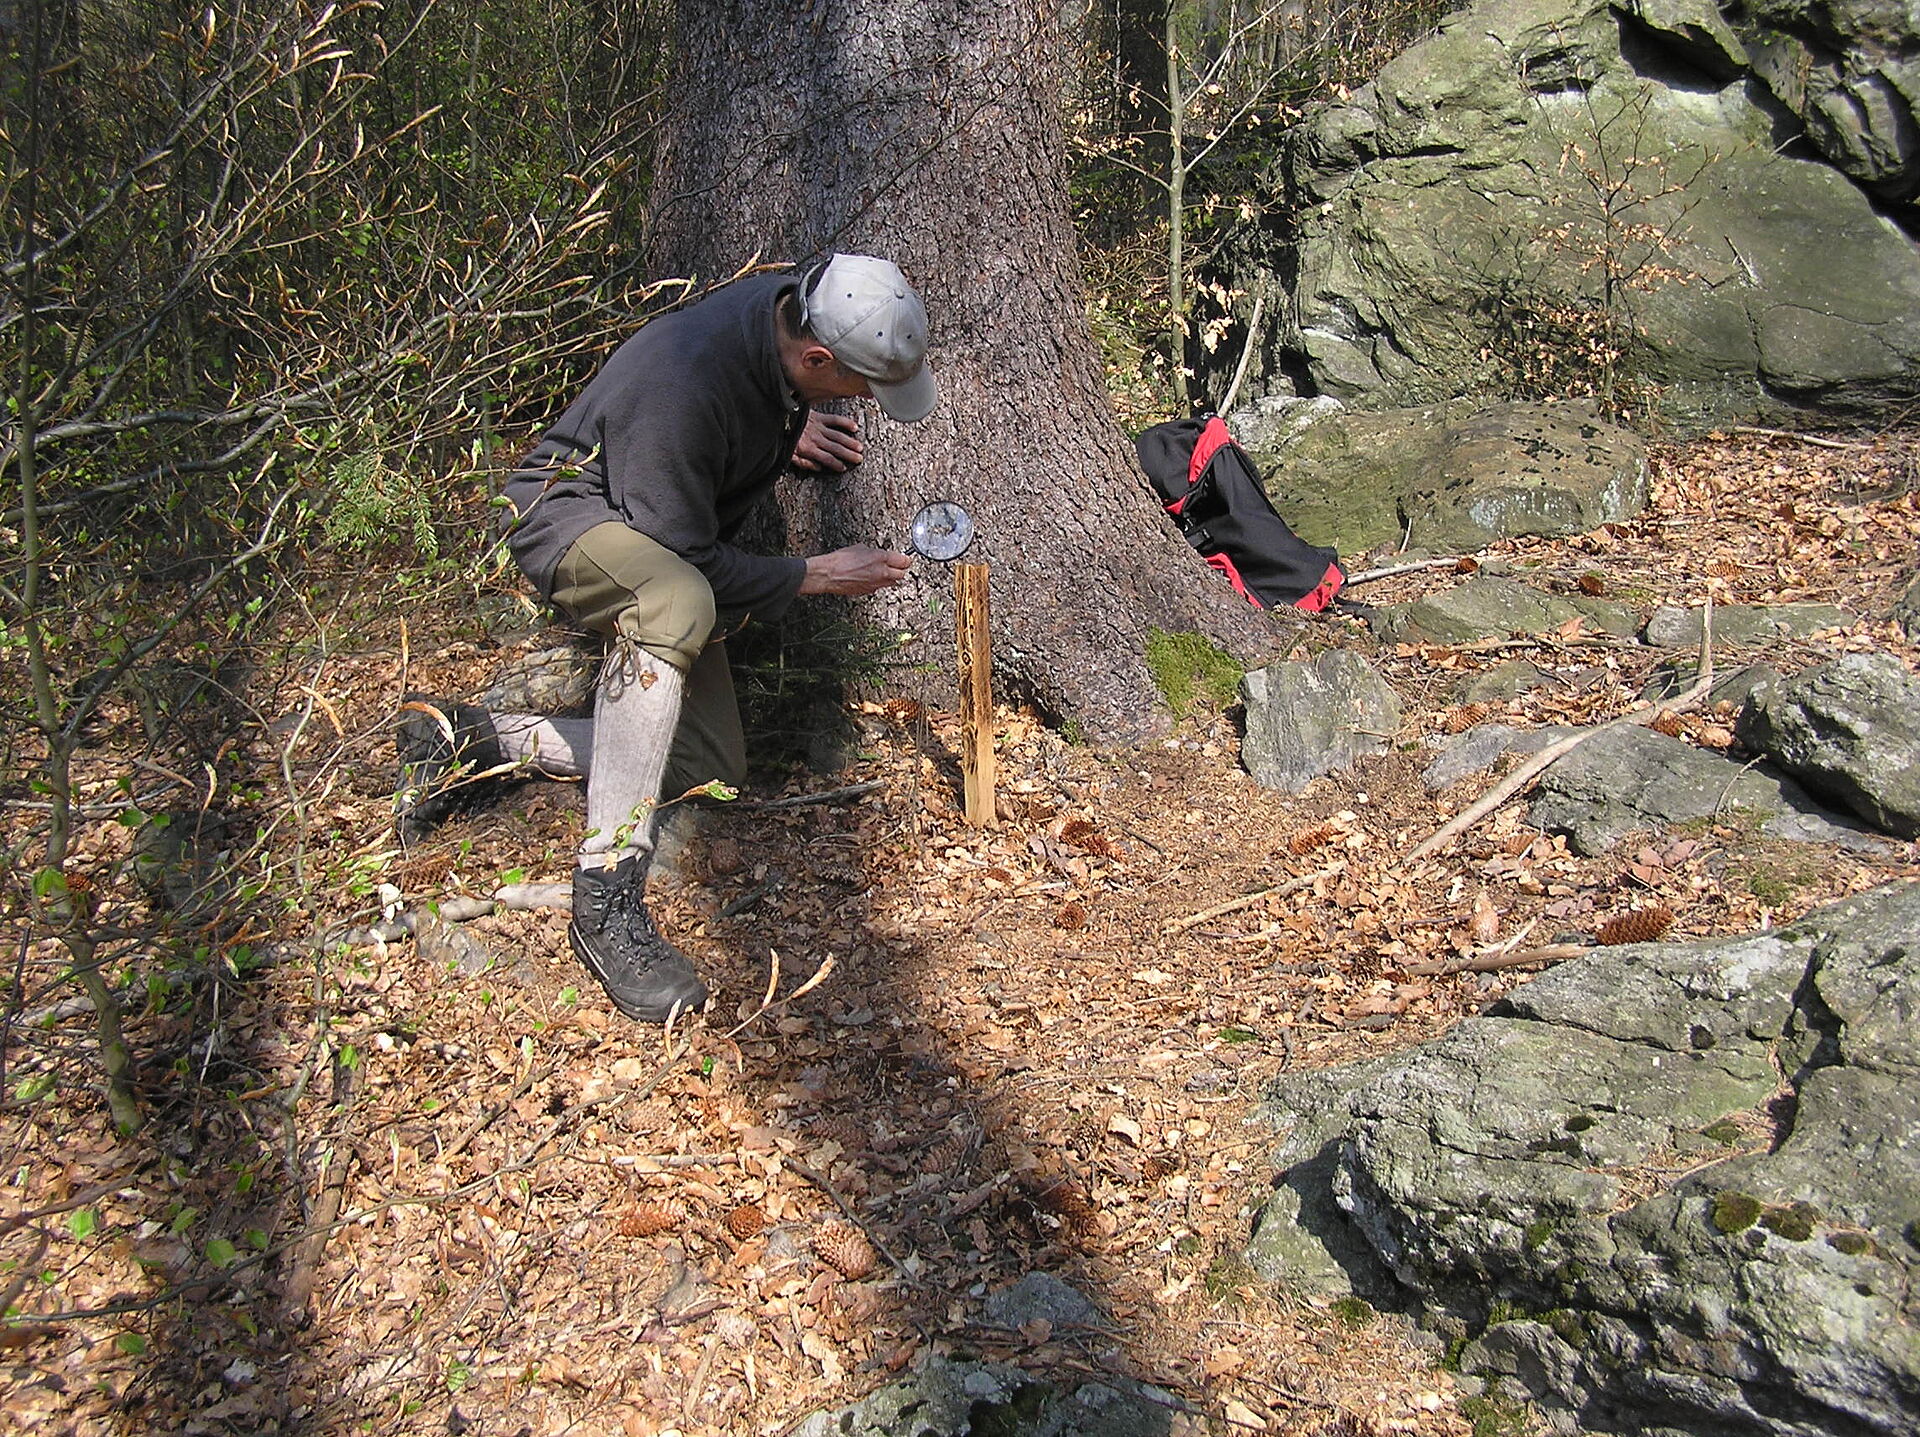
[984,1271,1102,1331]
[413,912,495,976]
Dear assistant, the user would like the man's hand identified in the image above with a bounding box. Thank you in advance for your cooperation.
[791,411,864,472]
[799,545,911,596]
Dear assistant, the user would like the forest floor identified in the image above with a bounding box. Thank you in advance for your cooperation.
[4,426,1918,1437]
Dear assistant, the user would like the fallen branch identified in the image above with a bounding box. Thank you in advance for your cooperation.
[1408,603,1715,861]
[737,781,885,811]
[444,1060,558,1160]
[1727,425,1867,451]
[1403,943,1589,977]
[789,1155,921,1287]
[1162,860,1347,935]
[0,1178,133,1239]
[1343,556,1478,587]
[492,882,571,911]
[280,1065,361,1324]
[719,870,784,918]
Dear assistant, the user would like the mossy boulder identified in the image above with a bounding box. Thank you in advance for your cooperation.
[1207,0,1920,426]
[1234,397,1648,555]
[1373,575,1638,645]
[1247,882,1920,1435]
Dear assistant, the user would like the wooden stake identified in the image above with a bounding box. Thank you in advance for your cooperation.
[955,562,996,827]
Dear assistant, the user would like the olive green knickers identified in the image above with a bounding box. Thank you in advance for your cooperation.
[550,522,747,796]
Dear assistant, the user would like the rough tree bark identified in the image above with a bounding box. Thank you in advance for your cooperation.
[645,0,1289,743]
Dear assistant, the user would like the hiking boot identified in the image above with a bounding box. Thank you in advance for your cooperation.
[394,695,504,843]
[569,853,708,1024]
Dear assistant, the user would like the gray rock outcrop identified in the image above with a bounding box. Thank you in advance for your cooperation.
[1667,0,1920,201]
[1736,652,1920,837]
[1210,0,1920,425]
[1373,575,1638,645]
[1640,658,1778,706]
[789,1357,1172,1437]
[1247,882,1920,1436]
[1893,572,1920,639]
[1424,722,1589,791]
[1527,722,1880,851]
[1230,396,1648,555]
[1642,603,1854,648]
[1240,650,1402,792]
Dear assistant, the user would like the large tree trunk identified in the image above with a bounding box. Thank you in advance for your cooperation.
[647,0,1288,743]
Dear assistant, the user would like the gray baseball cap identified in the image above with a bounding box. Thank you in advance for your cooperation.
[800,254,938,423]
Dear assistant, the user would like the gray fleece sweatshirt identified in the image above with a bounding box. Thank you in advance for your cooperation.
[503,274,810,618]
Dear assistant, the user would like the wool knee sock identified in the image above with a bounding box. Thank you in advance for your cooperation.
[579,646,684,870]
[493,714,593,778]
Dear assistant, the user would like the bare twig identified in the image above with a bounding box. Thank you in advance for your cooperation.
[1403,943,1589,976]
[281,1066,361,1323]
[1408,602,1715,860]
[719,871,785,918]
[1217,292,1267,417]
[737,781,886,811]
[444,1062,558,1160]
[1728,426,1868,451]
[0,1178,135,1239]
[1343,556,1479,586]
[719,954,836,1042]
[1162,861,1347,935]
[788,1156,921,1287]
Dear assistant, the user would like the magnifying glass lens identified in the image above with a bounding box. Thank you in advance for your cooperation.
[909,502,975,562]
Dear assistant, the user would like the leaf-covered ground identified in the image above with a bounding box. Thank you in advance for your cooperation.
[4,428,1917,1436]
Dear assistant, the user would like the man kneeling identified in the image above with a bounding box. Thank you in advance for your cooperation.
[396,255,937,1022]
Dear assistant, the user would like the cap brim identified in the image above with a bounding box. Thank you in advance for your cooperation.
[869,363,938,423]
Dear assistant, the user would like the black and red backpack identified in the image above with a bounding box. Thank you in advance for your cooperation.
[1135,414,1344,613]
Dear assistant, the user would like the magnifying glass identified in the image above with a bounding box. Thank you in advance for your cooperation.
[906,501,976,562]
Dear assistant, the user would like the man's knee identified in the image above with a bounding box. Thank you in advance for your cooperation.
[614,572,714,673]
[553,523,716,671]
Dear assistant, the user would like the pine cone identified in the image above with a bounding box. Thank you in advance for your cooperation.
[1596,906,1674,945]
[723,1203,765,1241]
[1052,901,1087,931]
[1288,820,1338,856]
[1058,817,1098,847]
[1032,1177,1099,1236]
[814,1220,877,1280]
[618,1198,685,1237]
[1442,702,1497,735]
[810,1114,868,1154]
[922,1133,972,1178]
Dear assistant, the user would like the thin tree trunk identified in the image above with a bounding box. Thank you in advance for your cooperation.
[647,0,1284,742]
[1166,0,1189,413]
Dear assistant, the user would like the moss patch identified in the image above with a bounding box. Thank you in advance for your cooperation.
[1330,1295,1376,1327]
[1760,1202,1819,1242]
[1144,629,1243,719]
[1544,1309,1586,1347]
[1203,1254,1257,1302]
[1712,1191,1763,1234]
[1461,1389,1533,1437]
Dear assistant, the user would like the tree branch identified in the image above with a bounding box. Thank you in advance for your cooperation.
[1408,600,1715,860]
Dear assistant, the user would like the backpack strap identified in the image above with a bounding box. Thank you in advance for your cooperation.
[1189,416,1234,488]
